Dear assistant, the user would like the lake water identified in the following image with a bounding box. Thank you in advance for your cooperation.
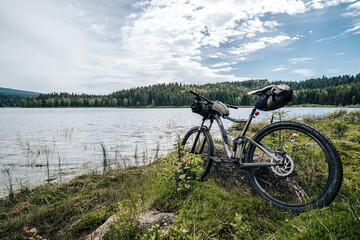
[0,107,356,197]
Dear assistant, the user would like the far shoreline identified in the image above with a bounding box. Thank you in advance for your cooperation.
[0,104,359,109]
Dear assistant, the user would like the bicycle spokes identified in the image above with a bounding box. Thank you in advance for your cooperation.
[250,128,329,204]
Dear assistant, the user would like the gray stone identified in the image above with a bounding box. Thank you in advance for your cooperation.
[85,215,117,240]
[138,210,176,231]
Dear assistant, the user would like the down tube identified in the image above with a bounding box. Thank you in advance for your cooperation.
[214,115,232,158]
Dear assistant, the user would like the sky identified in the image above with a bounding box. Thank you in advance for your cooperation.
[0,0,359,94]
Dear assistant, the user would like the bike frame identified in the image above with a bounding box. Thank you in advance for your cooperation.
[200,107,284,169]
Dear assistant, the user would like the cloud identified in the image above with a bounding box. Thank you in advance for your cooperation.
[342,2,360,35]
[310,1,359,42]
[289,57,313,64]
[214,67,234,72]
[211,62,231,68]
[327,68,340,74]
[331,52,345,56]
[229,35,294,55]
[271,67,287,72]
[343,1,360,17]
[306,0,356,10]
[0,0,355,93]
[102,0,306,87]
[292,68,315,77]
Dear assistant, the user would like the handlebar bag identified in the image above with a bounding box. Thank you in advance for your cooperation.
[212,101,230,116]
[191,100,211,117]
[255,84,293,111]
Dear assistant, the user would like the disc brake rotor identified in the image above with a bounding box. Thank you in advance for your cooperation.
[271,155,294,177]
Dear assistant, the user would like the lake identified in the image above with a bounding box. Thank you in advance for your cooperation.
[0,107,356,197]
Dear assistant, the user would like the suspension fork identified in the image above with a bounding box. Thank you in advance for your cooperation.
[190,120,205,153]
[198,119,213,153]
[191,119,213,154]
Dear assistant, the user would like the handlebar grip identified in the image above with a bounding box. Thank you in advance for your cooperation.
[188,90,213,104]
[188,90,199,96]
[227,104,238,109]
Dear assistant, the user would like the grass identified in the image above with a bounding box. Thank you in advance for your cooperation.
[1,109,360,239]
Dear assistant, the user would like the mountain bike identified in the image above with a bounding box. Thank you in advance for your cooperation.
[181,88,343,212]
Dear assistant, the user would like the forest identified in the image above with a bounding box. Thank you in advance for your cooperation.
[1,73,360,107]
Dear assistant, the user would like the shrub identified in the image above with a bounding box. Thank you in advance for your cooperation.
[332,120,349,138]
[105,200,142,240]
[153,153,203,212]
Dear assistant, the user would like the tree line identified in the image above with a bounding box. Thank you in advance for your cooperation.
[1,74,360,108]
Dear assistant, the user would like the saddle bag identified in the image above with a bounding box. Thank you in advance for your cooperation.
[255,84,293,111]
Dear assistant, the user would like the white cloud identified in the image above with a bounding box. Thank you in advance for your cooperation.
[214,67,234,72]
[229,35,293,55]
[327,68,340,74]
[331,52,345,56]
[343,1,360,17]
[289,57,313,64]
[211,62,231,68]
[0,0,107,92]
[306,0,356,10]
[339,1,360,36]
[292,68,315,77]
[271,67,287,71]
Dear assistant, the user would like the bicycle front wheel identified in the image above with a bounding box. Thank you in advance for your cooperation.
[181,126,214,181]
[245,121,343,212]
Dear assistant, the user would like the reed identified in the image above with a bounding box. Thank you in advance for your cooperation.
[134,145,139,167]
[1,167,13,195]
[100,143,108,175]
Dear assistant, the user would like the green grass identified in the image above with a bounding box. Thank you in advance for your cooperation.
[1,109,360,239]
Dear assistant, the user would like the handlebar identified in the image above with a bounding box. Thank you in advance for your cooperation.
[188,90,238,109]
[226,104,238,109]
[188,90,213,104]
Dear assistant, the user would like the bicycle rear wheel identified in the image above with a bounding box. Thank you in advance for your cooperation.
[245,121,343,212]
[181,126,214,181]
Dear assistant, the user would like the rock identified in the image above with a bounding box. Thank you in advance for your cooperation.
[85,215,117,240]
[85,211,176,240]
[138,210,176,231]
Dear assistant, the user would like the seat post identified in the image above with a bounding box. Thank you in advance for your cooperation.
[239,107,257,137]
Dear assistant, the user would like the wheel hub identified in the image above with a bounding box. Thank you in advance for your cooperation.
[271,155,294,177]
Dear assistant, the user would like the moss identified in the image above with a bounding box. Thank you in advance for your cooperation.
[277,203,360,239]
[152,187,183,212]
[69,209,111,237]
[171,180,288,239]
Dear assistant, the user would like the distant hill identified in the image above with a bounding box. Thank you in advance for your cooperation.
[0,87,39,98]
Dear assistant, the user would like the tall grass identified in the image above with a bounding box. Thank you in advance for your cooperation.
[101,143,108,175]
[1,167,13,195]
